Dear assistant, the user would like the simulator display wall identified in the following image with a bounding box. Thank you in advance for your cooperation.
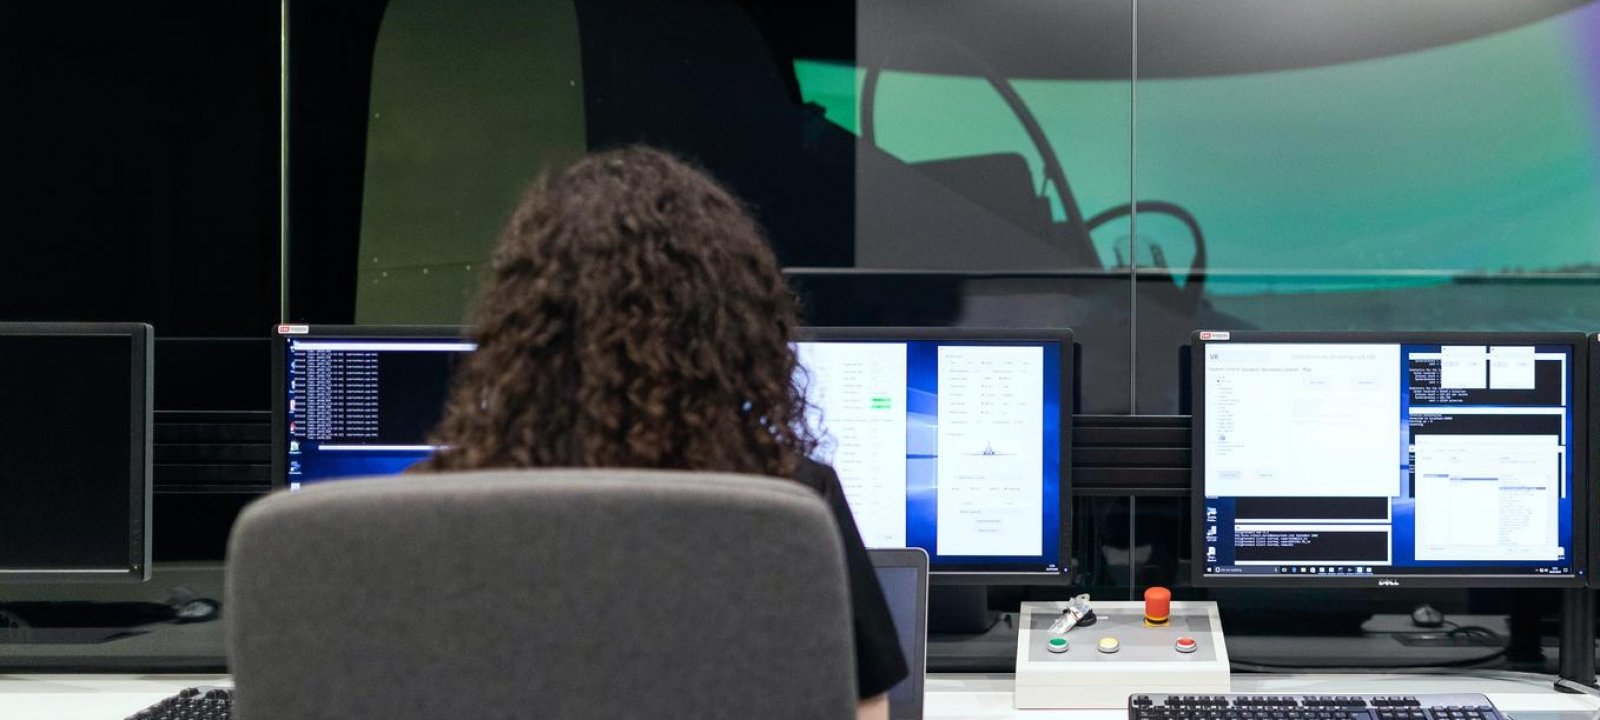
[347,0,1600,417]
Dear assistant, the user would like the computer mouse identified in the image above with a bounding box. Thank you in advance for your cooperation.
[1410,603,1444,628]
[173,598,220,623]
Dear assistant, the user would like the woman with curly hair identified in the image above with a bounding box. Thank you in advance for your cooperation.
[417,146,906,718]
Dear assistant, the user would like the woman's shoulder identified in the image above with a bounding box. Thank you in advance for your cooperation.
[793,457,839,496]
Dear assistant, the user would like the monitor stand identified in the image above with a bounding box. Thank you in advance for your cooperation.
[927,586,1016,672]
[929,586,999,634]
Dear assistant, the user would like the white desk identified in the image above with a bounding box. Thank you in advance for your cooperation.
[2,672,1596,720]
[0,674,230,720]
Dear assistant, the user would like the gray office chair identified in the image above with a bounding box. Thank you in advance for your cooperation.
[226,469,857,720]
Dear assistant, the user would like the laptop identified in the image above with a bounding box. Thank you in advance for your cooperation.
[869,548,929,720]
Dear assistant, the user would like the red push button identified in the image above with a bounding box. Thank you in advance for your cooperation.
[1144,586,1172,625]
[1175,637,1198,653]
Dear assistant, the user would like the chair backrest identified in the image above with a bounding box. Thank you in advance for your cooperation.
[226,469,857,720]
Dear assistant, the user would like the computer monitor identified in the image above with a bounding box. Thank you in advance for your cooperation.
[0,323,151,582]
[273,325,473,489]
[1193,331,1587,588]
[274,325,1073,582]
[796,327,1071,583]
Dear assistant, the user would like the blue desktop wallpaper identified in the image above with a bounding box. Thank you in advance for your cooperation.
[290,447,433,487]
[898,341,1064,571]
[1207,343,1575,575]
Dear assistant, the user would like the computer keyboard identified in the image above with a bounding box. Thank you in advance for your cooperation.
[126,686,233,720]
[1129,694,1505,720]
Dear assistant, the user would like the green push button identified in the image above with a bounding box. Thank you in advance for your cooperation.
[1046,637,1069,654]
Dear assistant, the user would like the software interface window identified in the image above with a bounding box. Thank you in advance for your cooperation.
[794,339,1064,573]
[1202,341,1574,579]
[284,336,475,487]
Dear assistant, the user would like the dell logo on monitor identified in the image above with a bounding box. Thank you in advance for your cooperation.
[1378,579,1400,587]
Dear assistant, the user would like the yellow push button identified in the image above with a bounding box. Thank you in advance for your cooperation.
[1097,636,1120,654]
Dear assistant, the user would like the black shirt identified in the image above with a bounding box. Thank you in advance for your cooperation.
[794,458,910,700]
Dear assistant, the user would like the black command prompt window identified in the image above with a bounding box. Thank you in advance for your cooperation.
[1234,527,1389,563]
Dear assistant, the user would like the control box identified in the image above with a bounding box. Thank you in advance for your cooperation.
[1015,600,1230,709]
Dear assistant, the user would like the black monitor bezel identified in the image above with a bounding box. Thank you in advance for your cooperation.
[0,322,152,583]
[1191,330,1588,589]
[270,324,469,490]
[1590,334,1600,589]
[796,326,1074,585]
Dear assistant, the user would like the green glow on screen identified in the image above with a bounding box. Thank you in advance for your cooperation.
[1137,11,1600,280]
[792,59,1132,230]
[795,9,1600,295]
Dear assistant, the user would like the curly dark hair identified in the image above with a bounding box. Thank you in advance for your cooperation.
[416,146,816,479]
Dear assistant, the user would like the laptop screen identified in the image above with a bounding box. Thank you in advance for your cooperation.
[869,549,927,719]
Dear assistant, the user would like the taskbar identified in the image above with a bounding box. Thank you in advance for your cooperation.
[1208,563,1571,577]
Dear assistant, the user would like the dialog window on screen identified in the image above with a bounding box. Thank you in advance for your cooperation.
[795,340,1062,572]
[1202,342,1573,578]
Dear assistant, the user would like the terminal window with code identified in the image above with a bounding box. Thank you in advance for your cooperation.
[1200,341,1575,579]
[284,337,475,487]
